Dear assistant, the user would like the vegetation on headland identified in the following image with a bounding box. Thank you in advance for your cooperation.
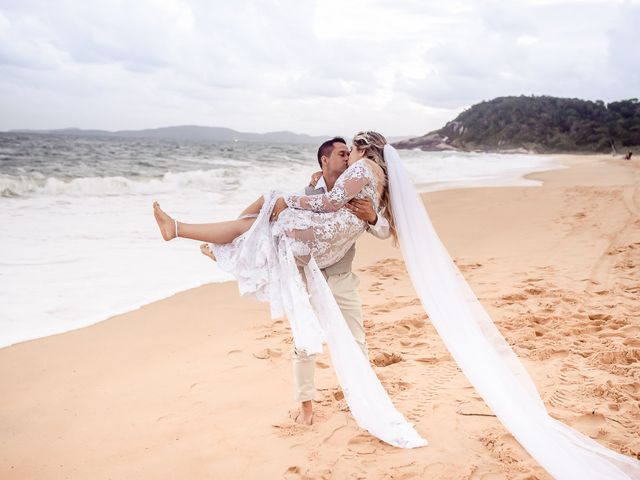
[394,95,640,153]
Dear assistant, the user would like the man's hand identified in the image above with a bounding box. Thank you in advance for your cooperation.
[345,198,377,224]
[308,171,323,188]
[270,197,288,222]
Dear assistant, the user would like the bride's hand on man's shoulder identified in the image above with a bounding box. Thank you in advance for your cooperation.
[309,171,323,187]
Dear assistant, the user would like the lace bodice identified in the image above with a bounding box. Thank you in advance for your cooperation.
[275,159,382,268]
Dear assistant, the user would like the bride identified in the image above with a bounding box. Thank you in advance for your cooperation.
[153,132,640,478]
[153,131,393,271]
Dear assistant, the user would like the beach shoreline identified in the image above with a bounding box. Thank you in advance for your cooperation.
[1,152,567,352]
[1,153,638,479]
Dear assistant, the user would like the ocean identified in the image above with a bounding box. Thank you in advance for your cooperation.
[0,132,563,349]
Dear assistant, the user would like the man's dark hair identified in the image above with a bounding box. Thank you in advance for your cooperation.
[317,137,347,168]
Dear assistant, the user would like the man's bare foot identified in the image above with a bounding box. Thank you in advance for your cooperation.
[153,201,176,241]
[200,243,217,261]
[295,401,313,425]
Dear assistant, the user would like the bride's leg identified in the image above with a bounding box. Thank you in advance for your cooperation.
[177,218,255,243]
[153,201,255,244]
[238,195,265,218]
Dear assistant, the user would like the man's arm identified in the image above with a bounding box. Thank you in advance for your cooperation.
[344,198,391,240]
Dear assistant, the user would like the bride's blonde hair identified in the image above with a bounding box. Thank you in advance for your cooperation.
[352,131,398,246]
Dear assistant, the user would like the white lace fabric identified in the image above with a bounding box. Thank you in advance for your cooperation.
[210,189,427,448]
[274,158,382,269]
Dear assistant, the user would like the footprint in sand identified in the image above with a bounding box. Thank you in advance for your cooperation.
[371,298,422,318]
[316,387,350,412]
[415,356,439,364]
[622,336,640,347]
[591,348,639,366]
[457,261,483,272]
[253,348,282,360]
[500,292,528,304]
[372,352,403,367]
[400,338,427,348]
[547,386,575,412]
[623,284,640,294]
[378,377,414,399]
[417,360,460,403]
[347,434,378,454]
[398,316,427,329]
[524,287,544,295]
[479,429,538,473]
[283,466,305,479]
[456,400,495,417]
[392,315,428,338]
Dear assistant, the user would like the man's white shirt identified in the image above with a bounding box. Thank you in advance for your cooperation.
[303,176,390,240]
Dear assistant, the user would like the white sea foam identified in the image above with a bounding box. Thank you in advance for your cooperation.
[0,139,564,350]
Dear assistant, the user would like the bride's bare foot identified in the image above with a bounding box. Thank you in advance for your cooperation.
[200,243,217,261]
[153,201,176,241]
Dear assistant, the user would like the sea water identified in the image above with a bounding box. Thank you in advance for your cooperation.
[0,132,563,349]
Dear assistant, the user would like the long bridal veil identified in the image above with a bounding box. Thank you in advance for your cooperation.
[384,144,640,479]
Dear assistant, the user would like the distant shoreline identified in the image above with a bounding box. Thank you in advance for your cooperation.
[2,130,627,154]
[1,128,414,145]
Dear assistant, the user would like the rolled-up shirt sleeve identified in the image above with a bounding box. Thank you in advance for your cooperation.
[367,211,391,239]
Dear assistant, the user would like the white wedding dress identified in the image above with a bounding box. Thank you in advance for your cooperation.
[211,157,428,448]
[210,146,640,478]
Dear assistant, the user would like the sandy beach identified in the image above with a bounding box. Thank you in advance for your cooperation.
[1,154,638,479]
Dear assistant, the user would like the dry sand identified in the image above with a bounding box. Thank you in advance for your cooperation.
[1,154,638,479]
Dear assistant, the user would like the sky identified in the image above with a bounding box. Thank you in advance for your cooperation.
[0,0,638,136]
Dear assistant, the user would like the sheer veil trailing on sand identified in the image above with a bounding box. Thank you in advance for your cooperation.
[212,145,640,478]
[383,144,640,479]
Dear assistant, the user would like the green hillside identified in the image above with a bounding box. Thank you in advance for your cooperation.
[395,95,640,153]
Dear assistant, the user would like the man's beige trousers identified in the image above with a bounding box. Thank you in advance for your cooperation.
[292,262,369,402]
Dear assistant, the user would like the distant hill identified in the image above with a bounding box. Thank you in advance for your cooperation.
[394,96,640,153]
[8,125,330,144]
[8,125,413,145]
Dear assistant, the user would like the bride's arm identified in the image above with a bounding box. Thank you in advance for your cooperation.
[283,160,372,213]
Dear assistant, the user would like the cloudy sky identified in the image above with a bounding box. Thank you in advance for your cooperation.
[0,0,638,136]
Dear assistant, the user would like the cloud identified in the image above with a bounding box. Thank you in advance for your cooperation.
[396,0,639,108]
[0,0,638,135]
[605,1,640,97]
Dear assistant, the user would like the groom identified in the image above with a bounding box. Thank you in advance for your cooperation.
[201,137,390,425]
[283,137,390,425]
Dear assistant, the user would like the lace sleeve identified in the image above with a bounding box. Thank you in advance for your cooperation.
[284,160,372,212]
